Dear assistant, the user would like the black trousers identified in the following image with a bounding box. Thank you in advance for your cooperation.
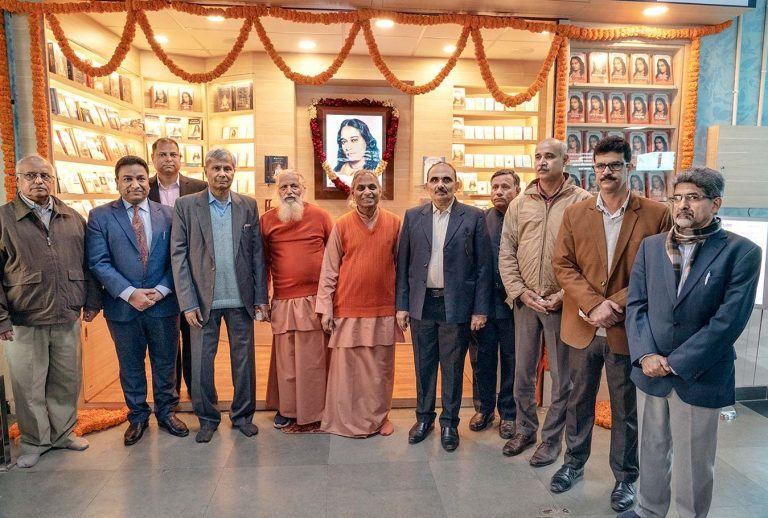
[410,294,470,428]
[469,317,516,420]
[563,336,638,483]
[175,317,192,394]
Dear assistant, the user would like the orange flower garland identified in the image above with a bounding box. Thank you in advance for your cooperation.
[680,37,701,170]
[554,39,569,141]
[28,13,49,160]
[0,13,16,199]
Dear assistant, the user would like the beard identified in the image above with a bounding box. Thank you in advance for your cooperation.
[277,199,304,223]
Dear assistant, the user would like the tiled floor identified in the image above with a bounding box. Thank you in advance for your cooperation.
[1,404,768,518]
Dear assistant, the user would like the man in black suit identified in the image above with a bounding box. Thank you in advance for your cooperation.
[396,162,492,451]
[148,137,207,396]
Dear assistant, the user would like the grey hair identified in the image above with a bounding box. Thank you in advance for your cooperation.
[347,170,380,209]
[204,148,235,168]
[275,169,306,188]
[16,153,54,172]
[673,166,725,199]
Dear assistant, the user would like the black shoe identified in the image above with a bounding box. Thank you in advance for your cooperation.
[498,419,516,440]
[408,421,434,444]
[468,412,495,432]
[502,432,536,456]
[273,412,292,429]
[610,481,636,512]
[124,419,149,446]
[440,427,460,452]
[549,464,584,493]
[157,415,189,437]
[529,441,562,467]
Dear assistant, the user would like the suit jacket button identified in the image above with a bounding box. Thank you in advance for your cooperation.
[600,281,606,286]
[673,321,679,326]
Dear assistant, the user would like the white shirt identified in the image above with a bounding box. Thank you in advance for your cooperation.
[427,198,455,289]
[157,175,181,207]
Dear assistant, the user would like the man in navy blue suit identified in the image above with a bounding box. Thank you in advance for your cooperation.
[396,161,492,452]
[87,155,188,446]
[623,167,761,518]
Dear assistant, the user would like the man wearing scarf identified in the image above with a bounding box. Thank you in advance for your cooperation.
[623,167,761,518]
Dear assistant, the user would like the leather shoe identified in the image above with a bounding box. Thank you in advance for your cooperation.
[610,481,636,512]
[549,464,584,493]
[498,419,516,440]
[529,441,562,467]
[408,421,434,444]
[158,415,189,437]
[124,420,149,446]
[502,432,535,457]
[469,411,495,432]
[440,427,460,452]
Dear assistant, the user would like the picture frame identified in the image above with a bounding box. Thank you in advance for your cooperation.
[265,155,288,184]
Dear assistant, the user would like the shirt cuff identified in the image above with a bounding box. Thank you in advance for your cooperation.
[119,286,136,303]
[154,285,171,297]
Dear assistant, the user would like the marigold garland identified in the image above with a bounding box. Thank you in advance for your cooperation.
[28,12,49,160]
[0,13,16,199]
[554,39,569,141]
[680,37,700,170]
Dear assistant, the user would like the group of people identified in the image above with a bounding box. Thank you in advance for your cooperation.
[0,133,759,518]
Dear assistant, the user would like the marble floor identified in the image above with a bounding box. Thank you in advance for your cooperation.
[1,404,768,518]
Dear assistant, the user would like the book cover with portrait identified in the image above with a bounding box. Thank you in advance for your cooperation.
[585,131,604,155]
[235,83,253,111]
[569,52,587,83]
[630,53,651,84]
[451,143,465,163]
[653,54,673,85]
[453,87,466,109]
[609,52,629,84]
[178,87,194,111]
[567,170,583,188]
[650,131,671,153]
[214,85,233,112]
[628,131,648,160]
[566,131,584,157]
[629,92,649,124]
[647,172,667,201]
[150,85,169,108]
[187,118,203,140]
[265,155,288,184]
[567,91,586,123]
[586,91,607,123]
[452,117,465,138]
[629,172,647,198]
[588,51,609,83]
[651,93,670,124]
[608,93,628,124]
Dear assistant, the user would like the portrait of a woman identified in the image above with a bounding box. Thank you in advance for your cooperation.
[179,90,193,111]
[654,135,669,152]
[654,57,672,84]
[570,56,586,82]
[567,95,585,122]
[587,133,601,153]
[630,95,648,123]
[333,118,381,176]
[649,173,666,200]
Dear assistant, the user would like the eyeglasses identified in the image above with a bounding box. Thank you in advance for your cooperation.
[592,162,626,173]
[670,193,713,203]
[17,171,54,182]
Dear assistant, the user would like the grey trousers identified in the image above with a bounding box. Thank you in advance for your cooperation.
[3,321,81,455]
[635,388,720,518]
[512,301,571,444]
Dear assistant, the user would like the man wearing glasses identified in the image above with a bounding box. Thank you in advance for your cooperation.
[0,155,101,468]
[621,167,761,518]
[551,136,671,512]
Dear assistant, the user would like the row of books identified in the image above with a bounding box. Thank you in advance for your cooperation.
[149,85,196,111]
[213,83,253,112]
[47,41,134,103]
[145,115,203,140]
[566,129,672,157]
[451,146,533,169]
[57,170,118,195]
[456,174,491,195]
[50,87,124,129]
[452,119,535,140]
[567,92,671,125]
[221,126,251,140]
[569,51,674,86]
[53,126,139,163]
[568,169,668,201]
[453,88,538,112]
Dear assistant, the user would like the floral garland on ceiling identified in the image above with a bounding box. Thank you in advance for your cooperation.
[0,13,15,199]
[308,98,399,196]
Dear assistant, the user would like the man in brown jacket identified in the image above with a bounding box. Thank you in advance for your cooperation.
[499,138,591,465]
[0,155,101,468]
[551,136,671,512]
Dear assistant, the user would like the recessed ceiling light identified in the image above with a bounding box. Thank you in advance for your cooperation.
[443,44,457,54]
[207,15,225,23]
[299,40,317,50]
[154,35,169,44]
[642,5,669,16]
[375,19,395,29]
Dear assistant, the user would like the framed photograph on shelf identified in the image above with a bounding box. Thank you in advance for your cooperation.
[630,53,651,84]
[629,93,649,124]
[567,92,585,123]
[586,92,606,123]
[653,54,673,85]
[178,88,194,111]
[609,52,629,83]
[569,52,587,83]
[151,85,169,108]
[214,85,233,112]
[265,155,288,184]
[588,51,609,83]
[651,93,670,124]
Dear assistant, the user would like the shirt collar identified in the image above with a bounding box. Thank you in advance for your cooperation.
[157,175,180,191]
[122,198,151,212]
[534,176,567,204]
[19,192,53,212]
[595,191,631,218]
[208,190,232,206]
[432,197,456,215]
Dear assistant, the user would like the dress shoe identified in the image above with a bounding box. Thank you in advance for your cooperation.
[235,422,259,437]
[124,420,149,446]
[469,411,495,431]
[529,441,562,467]
[273,412,292,429]
[158,415,189,437]
[498,419,516,440]
[502,432,535,457]
[610,481,636,512]
[64,436,89,451]
[195,427,216,443]
[549,464,584,493]
[408,421,434,444]
[440,427,460,452]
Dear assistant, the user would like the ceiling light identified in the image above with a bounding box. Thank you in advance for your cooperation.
[299,40,317,50]
[642,5,669,16]
[207,15,225,23]
[443,44,457,54]
[154,35,169,44]
[375,19,395,29]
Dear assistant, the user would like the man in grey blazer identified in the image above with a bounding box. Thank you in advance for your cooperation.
[623,167,761,518]
[171,148,269,443]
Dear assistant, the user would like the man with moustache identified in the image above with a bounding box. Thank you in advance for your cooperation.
[87,155,188,446]
[0,155,100,468]
[396,162,492,451]
[261,171,333,429]
[551,136,671,511]
[171,148,269,443]
[148,138,207,397]
[621,167,761,518]
[468,169,521,438]
[499,138,591,465]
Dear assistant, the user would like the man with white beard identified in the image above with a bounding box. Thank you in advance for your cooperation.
[261,171,334,429]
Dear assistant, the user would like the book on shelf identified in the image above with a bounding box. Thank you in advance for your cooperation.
[484,98,496,111]
[629,92,649,124]
[56,128,78,157]
[494,126,504,140]
[178,87,194,111]
[63,95,78,119]
[109,74,121,100]
[567,92,585,123]
[72,129,91,158]
[504,155,515,168]
[49,87,60,115]
[464,126,475,139]
[86,137,108,161]
[145,115,161,138]
[464,154,474,167]
[165,117,184,139]
[120,118,145,136]
[453,87,465,109]
[630,53,651,85]
[234,151,251,168]
[646,172,668,201]
[187,118,203,140]
[66,59,87,85]
[452,117,465,138]
[78,103,95,125]
[57,171,84,194]
[150,85,169,108]
[235,83,253,111]
[653,54,673,85]
[484,154,495,168]
[569,52,587,83]
[95,106,110,127]
[99,76,112,96]
[46,42,57,74]
[222,126,243,140]
[567,130,583,155]
[78,172,98,193]
[523,127,534,140]
[477,181,490,195]
[586,92,607,123]
[588,51,609,83]
[474,154,485,168]
[465,98,476,111]
[451,144,465,163]
[107,110,121,130]
[608,93,628,124]
[214,85,233,112]
[585,131,602,154]
[650,131,671,153]
[482,126,494,140]
[185,145,203,167]
[264,155,288,184]
[651,93,670,124]
[609,52,629,84]
[457,172,477,194]
[494,154,505,168]
[104,136,125,161]
[119,76,132,103]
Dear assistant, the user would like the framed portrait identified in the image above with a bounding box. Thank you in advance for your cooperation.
[586,91,606,123]
[609,52,629,84]
[630,53,650,84]
[313,103,395,200]
[653,54,673,85]
[588,51,608,83]
[569,52,587,83]
[567,92,585,123]
[629,92,649,124]
[608,93,627,124]
[651,93,670,124]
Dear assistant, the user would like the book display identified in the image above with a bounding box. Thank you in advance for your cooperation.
[451,85,546,206]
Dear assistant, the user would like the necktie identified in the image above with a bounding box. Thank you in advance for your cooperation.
[132,205,149,269]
